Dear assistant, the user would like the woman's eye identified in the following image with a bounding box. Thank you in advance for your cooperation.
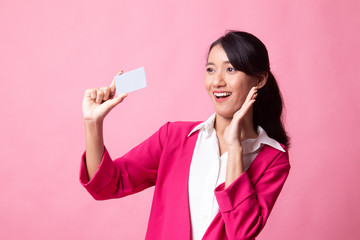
[206,68,215,73]
[227,67,236,72]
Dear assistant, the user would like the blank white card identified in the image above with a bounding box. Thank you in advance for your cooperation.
[115,67,147,95]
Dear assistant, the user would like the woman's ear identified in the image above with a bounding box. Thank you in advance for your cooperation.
[257,72,268,89]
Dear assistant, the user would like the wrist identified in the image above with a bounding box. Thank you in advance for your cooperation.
[84,119,104,135]
[227,143,243,153]
[84,118,104,126]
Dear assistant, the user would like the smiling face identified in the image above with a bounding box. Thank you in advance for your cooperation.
[205,44,259,118]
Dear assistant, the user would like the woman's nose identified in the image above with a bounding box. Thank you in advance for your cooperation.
[213,72,226,88]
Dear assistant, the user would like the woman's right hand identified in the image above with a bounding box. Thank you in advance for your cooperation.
[82,71,128,123]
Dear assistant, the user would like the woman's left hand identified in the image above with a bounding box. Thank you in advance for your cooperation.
[223,86,258,149]
[223,86,258,188]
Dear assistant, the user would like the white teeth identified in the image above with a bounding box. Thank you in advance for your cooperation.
[214,92,231,97]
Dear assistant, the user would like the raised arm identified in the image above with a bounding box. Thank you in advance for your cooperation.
[82,71,127,180]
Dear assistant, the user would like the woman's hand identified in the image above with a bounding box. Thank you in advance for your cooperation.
[82,71,128,123]
[223,86,258,149]
[223,86,258,188]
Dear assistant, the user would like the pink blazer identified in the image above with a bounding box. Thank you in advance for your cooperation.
[80,121,290,240]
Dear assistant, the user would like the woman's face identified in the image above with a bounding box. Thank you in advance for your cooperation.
[205,44,258,118]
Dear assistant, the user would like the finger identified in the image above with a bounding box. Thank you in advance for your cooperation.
[248,98,256,106]
[234,98,256,120]
[249,87,258,98]
[84,89,92,98]
[110,70,123,96]
[90,89,97,100]
[243,99,256,112]
[95,90,104,104]
[104,87,111,100]
[252,92,258,100]
[109,79,116,97]
[104,93,128,110]
[110,70,123,88]
[243,97,256,110]
[251,86,258,93]
[246,87,257,102]
[100,87,111,101]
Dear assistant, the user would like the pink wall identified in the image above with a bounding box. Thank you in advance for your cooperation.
[1,0,359,239]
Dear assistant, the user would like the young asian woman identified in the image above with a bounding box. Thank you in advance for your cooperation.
[80,31,290,240]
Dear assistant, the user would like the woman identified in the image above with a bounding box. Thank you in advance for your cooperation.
[80,31,290,240]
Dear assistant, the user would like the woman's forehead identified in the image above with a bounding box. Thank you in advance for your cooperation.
[207,45,229,63]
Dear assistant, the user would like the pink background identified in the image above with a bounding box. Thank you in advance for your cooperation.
[1,0,359,239]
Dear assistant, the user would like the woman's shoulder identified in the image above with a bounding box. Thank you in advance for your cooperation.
[156,120,202,139]
[169,120,203,127]
[165,120,203,134]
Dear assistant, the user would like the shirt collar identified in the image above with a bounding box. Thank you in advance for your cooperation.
[242,125,285,153]
[188,113,216,137]
[188,114,285,153]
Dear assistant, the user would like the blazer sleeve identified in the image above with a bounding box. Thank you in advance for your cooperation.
[213,148,290,240]
[79,122,169,200]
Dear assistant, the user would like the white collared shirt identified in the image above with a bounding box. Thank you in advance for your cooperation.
[187,113,285,240]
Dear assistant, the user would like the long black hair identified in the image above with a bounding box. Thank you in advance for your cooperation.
[208,31,290,148]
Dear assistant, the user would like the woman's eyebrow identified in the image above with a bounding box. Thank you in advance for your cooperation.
[206,61,231,66]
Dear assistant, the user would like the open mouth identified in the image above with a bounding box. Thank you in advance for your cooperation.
[214,92,232,99]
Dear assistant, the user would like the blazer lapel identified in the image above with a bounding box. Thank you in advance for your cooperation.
[181,131,199,239]
[247,144,281,183]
